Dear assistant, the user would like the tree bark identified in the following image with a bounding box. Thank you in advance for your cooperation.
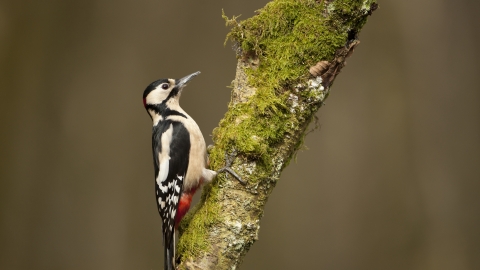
[177,0,377,269]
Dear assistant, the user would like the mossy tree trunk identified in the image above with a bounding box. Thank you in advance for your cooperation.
[177,0,377,269]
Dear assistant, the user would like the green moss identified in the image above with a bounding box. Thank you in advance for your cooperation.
[216,0,349,181]
[211,94,291,171]
[177,184,222,258]
[327,0,376,31]
[225,0,347,89]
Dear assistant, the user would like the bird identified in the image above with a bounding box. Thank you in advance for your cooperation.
[142,71,243,270]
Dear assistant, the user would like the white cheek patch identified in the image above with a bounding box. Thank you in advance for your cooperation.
[147,85,172,104]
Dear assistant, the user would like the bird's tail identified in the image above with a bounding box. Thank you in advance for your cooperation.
[164,233,175,270]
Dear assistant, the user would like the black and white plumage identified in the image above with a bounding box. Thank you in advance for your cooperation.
[143,71,217,270]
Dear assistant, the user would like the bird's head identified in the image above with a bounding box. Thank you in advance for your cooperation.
[143,71,200,114]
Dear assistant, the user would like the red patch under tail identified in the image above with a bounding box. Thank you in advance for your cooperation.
[174,185,200,229]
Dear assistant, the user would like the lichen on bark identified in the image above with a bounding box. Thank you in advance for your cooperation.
[176,0,377,269]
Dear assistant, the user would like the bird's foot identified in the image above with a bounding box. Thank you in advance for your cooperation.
[217,150,246,185]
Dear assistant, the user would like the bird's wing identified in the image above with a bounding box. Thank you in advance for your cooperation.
[153,120,190,247]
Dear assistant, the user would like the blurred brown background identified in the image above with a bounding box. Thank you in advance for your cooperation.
[1,1,479,269]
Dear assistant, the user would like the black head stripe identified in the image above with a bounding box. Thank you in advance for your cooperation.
[164,87,179,103]
[142,78,180,105]
[147,103,187,119]
[143,78,169,99]
[165,109,187,119]
[146,103,168,116]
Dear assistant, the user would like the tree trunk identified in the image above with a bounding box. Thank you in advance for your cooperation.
[177,0,377,269]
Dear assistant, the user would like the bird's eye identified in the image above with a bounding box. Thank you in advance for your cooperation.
[161,83,169,90]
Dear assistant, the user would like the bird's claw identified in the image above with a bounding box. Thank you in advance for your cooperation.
[217,150,246,185]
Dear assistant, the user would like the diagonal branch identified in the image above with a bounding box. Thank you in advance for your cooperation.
[177,0,377,269]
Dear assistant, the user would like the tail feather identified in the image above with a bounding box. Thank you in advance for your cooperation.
[164,233,175,270]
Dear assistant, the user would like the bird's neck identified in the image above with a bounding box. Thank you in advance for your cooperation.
[148,101,187,126]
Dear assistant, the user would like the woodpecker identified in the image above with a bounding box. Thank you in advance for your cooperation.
[143,71,243,270]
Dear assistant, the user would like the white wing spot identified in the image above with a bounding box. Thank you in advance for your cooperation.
[156,124,174,186]
[159,184,168,193]
[157,161,169,184]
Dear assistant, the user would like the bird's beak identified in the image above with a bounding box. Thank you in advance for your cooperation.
[176,71,201,89]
